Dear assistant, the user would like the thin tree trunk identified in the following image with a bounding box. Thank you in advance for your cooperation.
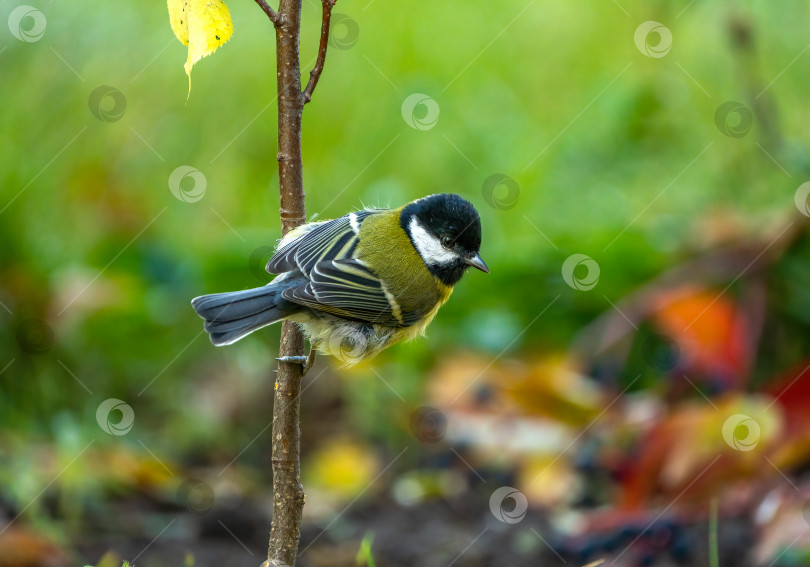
[268,1,306,564]
[255,0,335,564]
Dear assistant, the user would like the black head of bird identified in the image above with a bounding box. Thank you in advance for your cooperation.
[400,192,489,286]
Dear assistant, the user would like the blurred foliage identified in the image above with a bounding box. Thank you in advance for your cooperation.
[356,532,376,567]
[2,0,810,564]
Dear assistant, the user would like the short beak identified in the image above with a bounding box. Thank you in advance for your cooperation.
[466,253,489,273]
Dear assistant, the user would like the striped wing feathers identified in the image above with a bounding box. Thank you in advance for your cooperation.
[264,210,409,326]
[266,211,375,275]
[282,260,405,326]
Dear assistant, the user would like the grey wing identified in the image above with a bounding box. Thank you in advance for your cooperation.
[266,211,376,276]
[282,259,413,327]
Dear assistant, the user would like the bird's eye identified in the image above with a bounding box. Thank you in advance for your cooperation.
[441,236,453,249]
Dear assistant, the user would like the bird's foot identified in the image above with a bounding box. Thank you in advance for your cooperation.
[276,355,308,364]
[276,349,316,375]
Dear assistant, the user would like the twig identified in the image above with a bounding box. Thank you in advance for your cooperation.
[302,0,338,103]
[253,0,338,563]
[254,0,284,26]
[261,0,308,565]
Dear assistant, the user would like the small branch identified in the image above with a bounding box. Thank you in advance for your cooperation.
[266,0,307,564]
[254,0,284,26]
[302,0,337,103]
[253,0,338,562]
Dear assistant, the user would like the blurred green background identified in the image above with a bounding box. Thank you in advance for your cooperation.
[2,0,810,565]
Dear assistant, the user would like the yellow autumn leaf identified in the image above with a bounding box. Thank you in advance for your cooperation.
[167,0,233,94]
[304,438,379,500]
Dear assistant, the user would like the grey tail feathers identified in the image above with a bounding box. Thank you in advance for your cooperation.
[191,285,291,346]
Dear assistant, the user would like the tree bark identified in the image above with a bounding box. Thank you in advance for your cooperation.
[256,0,336,564]
[268,0,306,565]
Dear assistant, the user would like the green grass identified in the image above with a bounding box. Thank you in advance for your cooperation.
[356,532,376,567]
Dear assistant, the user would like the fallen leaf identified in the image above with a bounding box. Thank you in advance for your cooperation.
[618,394,783,509]
[754,484,810,565]
[652,288,750,387]
[518,453,579,507]
[167,0,233,94]
[0,528,69,567]
[304,437,379,500]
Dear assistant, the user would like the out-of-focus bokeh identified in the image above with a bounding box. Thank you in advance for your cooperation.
[2,0,810,565]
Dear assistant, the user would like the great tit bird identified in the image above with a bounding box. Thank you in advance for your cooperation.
[191,193,488,365]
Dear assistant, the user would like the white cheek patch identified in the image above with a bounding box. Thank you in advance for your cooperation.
[409,217,458,266]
